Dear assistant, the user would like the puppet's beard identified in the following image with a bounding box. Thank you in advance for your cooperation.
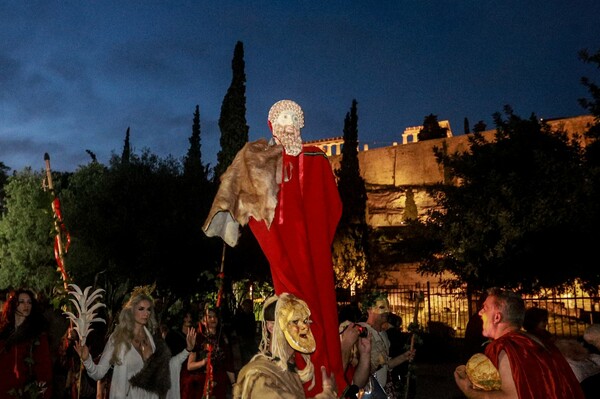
[272,124,303,156]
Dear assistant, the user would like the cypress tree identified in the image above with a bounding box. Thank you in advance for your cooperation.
[121,127,131,164]
[183,105,207,182]
[213,41,249,181]
[332,99,370,288]
[336,99,367,225]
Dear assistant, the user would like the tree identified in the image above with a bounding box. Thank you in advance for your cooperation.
[213,41,249,181]
[181,105,222,290]
[332,100,370,289]
[60,146,219,301]
[336,100,367,226]
[473,120,487,134]
[578,48,600,163]
[0,168,57,293]
[183,105,208,182]
[418,114,448,141]
[576,47,600,293]
[418,106,591,293]
[183,105,212,214]
[121,127,131,164]
[463,117,470,135]
[0,161,10,214]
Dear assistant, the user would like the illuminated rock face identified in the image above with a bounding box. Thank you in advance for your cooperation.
[323,114,594,228]
[315,114,594,282]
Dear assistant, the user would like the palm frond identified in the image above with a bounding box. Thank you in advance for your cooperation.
[63,283,106,346]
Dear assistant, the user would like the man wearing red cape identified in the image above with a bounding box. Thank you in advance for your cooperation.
[203,99,345,397]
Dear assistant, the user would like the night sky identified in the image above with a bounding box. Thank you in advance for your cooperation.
[2,1,599,173]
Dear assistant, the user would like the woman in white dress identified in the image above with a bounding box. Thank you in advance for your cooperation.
[76,287,195,398]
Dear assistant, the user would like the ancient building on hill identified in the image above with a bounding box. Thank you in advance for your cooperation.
[305,114,595,285]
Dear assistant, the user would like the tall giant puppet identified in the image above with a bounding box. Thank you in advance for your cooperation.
[203,99,345,396]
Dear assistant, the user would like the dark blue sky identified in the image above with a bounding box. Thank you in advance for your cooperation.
[2,1,599,173]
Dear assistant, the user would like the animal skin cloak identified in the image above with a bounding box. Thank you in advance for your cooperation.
[203,140,345,396]
[485,330,585,399]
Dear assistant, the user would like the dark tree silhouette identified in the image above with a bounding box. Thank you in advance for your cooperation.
[121,127,131,164]
[213,41,249,181]
[336,99,367,226]
[0,161,10,214]
[85,149,97,162]
[463,117,470,135]
[183,105,209,184]
[418,114,448,141]
[332,99,370,288]
[473,120,487,133]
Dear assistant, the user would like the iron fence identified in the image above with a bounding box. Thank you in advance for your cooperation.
[342,282,599,339]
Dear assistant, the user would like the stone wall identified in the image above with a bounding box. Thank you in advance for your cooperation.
[328,114,595,228]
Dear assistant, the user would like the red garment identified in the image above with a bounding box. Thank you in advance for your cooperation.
[181,329,234,399]
[0,332,53,399]
[485,330,585,399]
[249,146,345,397]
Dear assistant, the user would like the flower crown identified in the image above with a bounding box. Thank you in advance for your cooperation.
[130,283,156,300]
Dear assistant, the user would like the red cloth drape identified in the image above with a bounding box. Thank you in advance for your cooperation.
[249,146,345,396]
[485,330,585,399]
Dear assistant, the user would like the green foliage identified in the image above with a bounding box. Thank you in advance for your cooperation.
[214,41,249,181]
[332,225,368,288]
[61,149,220,301]
[0,161,10,214]
[419,106,595,293]
[0,168,57,293]
[333,100,371,288]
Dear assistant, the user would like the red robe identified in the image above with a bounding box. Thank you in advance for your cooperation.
[485,330,585,399]
[0,332,53,399]
[248,146,345,397]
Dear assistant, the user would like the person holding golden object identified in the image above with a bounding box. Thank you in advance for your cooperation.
[454,287,584,399]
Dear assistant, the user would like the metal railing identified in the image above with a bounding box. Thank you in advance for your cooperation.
[342,283,599,339]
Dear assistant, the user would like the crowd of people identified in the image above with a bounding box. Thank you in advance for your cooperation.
[2,285,600,398]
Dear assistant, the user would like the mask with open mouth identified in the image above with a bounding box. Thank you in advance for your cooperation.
[277,293,316,353]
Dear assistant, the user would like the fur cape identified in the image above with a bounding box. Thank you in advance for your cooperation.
[129,335,172,398]
[203,139,282,247]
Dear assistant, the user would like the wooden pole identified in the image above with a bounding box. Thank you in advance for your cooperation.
[404,291,423,399]
[44,153,70,290]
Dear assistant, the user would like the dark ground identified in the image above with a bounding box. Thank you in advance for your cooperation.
[414,361,465,399]
[408,334,468,399]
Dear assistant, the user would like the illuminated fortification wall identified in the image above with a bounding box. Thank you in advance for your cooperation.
[311,114,595,228]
